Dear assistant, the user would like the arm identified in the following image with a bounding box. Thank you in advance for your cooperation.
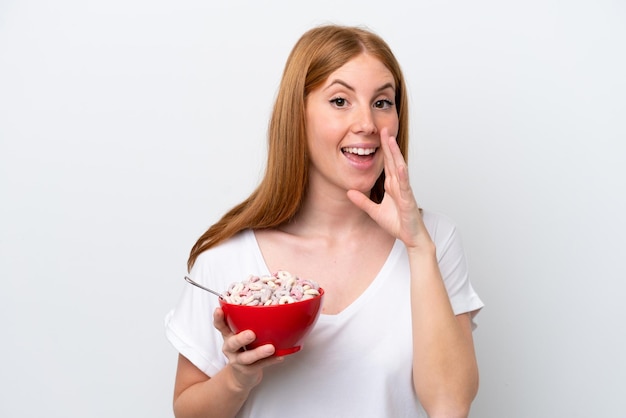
[172,308,284,418]
[347,129,479,418]
[407,246,479,417]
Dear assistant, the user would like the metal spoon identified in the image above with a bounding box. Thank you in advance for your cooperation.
[184,276,224,299]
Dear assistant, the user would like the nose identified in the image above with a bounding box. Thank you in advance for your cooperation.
[351,107,377,135]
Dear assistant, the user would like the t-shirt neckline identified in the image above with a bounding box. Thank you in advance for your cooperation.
[245,229,404,323]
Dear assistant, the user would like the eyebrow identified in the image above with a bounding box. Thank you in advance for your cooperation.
[324,79,395,93]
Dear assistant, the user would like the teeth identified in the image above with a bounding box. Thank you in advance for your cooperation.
[343,147,376,156]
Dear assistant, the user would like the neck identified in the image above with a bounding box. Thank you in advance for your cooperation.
[282,187,376,238]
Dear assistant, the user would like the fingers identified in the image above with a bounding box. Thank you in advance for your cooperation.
[346,189,378,218]
[236,344,279,366]
[347,127,412,218]
[379,128,398,181]
[213,307,234,337]
[214,308,254,352]
[380,128,408,185]
[214,308,279,365]
[211,306,285,393]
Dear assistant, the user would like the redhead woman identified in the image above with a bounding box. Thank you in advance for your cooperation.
[165,24,483,418]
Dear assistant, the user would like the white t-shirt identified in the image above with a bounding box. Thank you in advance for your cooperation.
[165,210,484,418]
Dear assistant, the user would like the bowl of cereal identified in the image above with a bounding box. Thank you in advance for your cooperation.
[218,271,324,356]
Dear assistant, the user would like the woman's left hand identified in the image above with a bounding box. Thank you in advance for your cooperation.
[347,128,429,249]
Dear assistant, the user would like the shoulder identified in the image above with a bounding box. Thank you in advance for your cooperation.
[192,230,255,271]
[190,229,264,290]
[421,209,460,243]
[420,209,469,264]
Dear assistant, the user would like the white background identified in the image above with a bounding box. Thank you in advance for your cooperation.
[1,1,625,417]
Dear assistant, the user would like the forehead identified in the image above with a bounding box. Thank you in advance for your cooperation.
[323,53,396,89]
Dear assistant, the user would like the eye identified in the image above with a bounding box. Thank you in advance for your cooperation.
[374,99,394,109]
[330,97,348,108]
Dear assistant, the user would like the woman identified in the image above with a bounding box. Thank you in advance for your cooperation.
[165,24,484,418]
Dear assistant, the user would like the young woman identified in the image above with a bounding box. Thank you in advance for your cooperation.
[165,24,484,418]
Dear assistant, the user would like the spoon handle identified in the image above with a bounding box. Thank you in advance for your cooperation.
[184,276,223,299]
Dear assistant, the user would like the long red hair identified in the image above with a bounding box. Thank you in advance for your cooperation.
[188,25,410,270]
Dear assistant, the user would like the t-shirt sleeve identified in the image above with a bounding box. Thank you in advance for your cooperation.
[164,253,227,377]
[425,212,484,328]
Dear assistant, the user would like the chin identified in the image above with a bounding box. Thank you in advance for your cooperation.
[349,182,377,196]
[344,172,382,195]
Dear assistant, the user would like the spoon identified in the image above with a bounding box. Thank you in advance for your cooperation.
[184,276,224,299]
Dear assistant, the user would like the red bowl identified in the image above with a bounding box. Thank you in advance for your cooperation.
[219,288,324,356]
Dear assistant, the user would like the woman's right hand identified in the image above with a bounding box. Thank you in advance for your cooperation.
[213,307,284,391]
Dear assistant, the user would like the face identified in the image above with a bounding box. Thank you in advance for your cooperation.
[305,53,399,198]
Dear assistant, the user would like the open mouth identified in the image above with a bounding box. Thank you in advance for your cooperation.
[341,147,378,157]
